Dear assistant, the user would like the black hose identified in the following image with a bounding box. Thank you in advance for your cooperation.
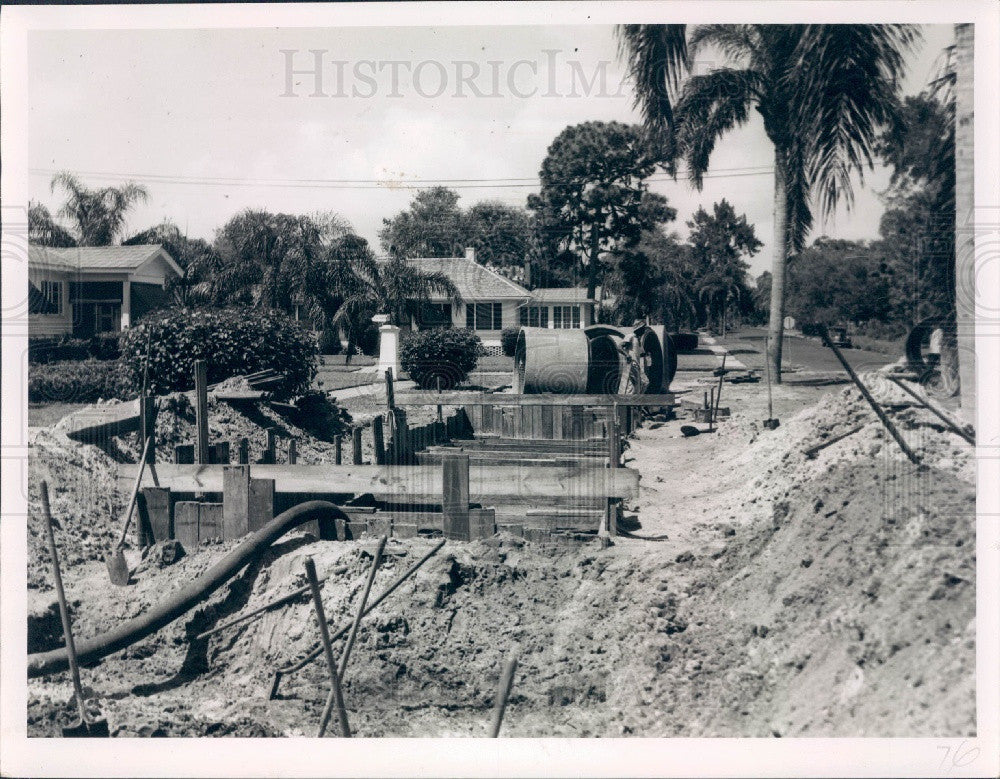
[28,501,347,678]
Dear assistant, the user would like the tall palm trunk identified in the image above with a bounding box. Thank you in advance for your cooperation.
[586,222,599,324]
[767,150,789,383]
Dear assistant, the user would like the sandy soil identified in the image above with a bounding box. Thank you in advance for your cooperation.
[26,364,975,737]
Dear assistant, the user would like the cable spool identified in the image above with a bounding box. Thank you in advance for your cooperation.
[515,327,590,394]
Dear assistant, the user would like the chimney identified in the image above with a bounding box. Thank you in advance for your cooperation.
[464,247,476,263]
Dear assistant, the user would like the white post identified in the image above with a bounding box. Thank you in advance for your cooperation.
[374,314,401,379]
[121,279,131,329]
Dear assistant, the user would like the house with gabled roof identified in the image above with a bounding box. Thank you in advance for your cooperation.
[405,249,598,351]
[28,244,182,338]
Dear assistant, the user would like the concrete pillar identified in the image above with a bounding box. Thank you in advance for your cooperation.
[375,314,401,379]
[121,279,131,329]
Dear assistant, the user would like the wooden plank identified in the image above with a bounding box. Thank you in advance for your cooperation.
[552,407,564,440]
[198,502,224,542]
[445,437,607,451]
[352,427,363,465]
[442,454,470,541]
[570,407,585,440]
[139,395,157,464]
[263,428,277,465]
[148,487,173,542]
[223,466,250,540]
[248,477,275,532]
[416,452,605,467]
[395,392,676,407]
[500,407,515,438]
[118,463,640,500]
[540,405,554,439]
[174,501,200,548]
[287,439,297,465]
[174,443,195,464]
[469,507,496,540]
[194,360,210,465]
[238,437,249,465]
[475,404,488,434]
[372,416,385,466]
[384,367,396,410]
[209,442,230,465]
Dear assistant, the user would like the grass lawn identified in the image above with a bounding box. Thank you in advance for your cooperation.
[476,354,514,372]
[28,402,88,428]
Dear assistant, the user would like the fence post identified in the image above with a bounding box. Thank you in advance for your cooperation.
[352,427,363,465]
[442,454,470,542]
[372,415,386,465]
[384,367,395,411]
[288,439,297,465]
[334,434,343,465]
[139,394,157,464]
[263,428,276,465]
[194,360,209,465]
[223,465,250,540]
[238,437,249,465]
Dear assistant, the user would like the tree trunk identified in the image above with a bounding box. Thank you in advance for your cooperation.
[954,22,976,424]
[767,151,789,383]
[586,222,599,325]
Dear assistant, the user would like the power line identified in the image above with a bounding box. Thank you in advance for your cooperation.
[29,165,777,190]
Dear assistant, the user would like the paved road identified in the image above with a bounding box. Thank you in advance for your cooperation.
[719,327,899,375]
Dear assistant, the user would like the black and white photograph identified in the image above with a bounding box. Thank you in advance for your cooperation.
[1,2,998,776]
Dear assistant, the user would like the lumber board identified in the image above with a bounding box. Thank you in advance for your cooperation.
[449,437,608,451]
[416,452,606,467]
[117,463,640,500]
[395,392,676,407]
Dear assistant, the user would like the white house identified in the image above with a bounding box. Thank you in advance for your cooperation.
[406,248,596,351]
[28,244,182,338]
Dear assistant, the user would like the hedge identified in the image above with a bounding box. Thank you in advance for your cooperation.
[400,329,483,390]
[29,334,121,364]
[29,360,125,404]
[500,327,519,358]
[118,307,318,398]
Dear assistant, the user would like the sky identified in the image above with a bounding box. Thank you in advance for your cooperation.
[28,24,954,277]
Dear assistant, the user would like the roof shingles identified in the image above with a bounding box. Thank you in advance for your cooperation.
[405,257,530,300]
[28,244,167,271]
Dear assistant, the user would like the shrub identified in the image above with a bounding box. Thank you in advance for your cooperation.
[29,359,125,403]
[400,329,483,390]
[29,336,90,364]
[318,328,343,355]
[355,322,380,357]
[500,327,520,358]
[118,307,318,398]
[88,332,122,361]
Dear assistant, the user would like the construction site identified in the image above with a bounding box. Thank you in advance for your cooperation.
[24,324,976,738]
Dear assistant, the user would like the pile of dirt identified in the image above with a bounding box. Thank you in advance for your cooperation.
[26,429,124,591]
[25,368,975,738]
[624,371,976,736]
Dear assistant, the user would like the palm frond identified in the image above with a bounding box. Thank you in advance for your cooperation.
[688,24,762,66]
[790,24,920,217]
[616,24,689,142]
[675,68,759,187]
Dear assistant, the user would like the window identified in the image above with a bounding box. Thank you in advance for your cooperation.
[94,304,120,333]
[465,302,502,330]
[519,306,549,328]
[417,302,452,328]
[552,305,581,329]
[40,280,63,315]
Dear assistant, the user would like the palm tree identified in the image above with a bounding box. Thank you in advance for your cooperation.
[330,236,462,353]
[49,172,148,246]
[618,24,919,381]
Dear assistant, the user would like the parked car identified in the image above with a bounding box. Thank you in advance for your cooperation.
[828,326,853,348]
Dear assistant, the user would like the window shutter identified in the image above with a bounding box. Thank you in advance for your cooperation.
[493,303,502,329]
[466,304,475,329]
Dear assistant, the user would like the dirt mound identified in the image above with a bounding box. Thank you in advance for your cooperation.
[27,429,124,591]
[25,369,975,737]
